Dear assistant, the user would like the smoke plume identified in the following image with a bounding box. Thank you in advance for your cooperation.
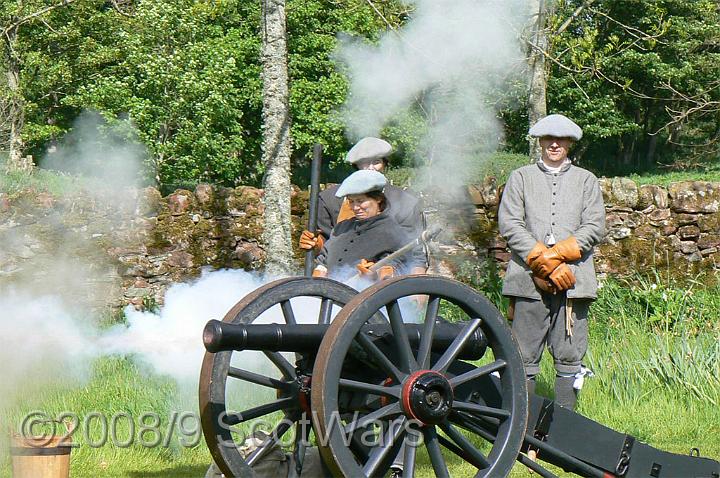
[338,0,529,195]
[40,110,147,195]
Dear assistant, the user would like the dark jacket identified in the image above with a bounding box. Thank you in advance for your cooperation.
[316,211,414,282]
[317,184,423,239]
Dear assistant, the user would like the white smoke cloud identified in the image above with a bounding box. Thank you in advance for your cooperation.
[0,110,148,414]
[102,269,268,384]
[338,0,529,194]
[0,291,99,401]
[40,110,147,193]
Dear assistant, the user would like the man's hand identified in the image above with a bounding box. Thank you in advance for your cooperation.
[377,266,394,281]
[529,237,581,278]
[549,263,576,290]
[312,266,328,278]
[356,259,375,276]
[299,230,324,252]
[526,242,548,266]
[531,275,557,294]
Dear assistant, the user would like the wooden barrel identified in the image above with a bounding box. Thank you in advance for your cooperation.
[11,434,72,478]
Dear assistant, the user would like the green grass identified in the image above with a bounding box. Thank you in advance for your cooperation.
[0,169,85,196]
[4,273,719,477]
[1,357,211,478]
[627,163,720,186]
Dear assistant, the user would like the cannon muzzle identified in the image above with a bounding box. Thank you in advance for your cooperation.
[204,319,487,360]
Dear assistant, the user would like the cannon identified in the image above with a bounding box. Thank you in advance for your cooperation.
[199,275,720,477]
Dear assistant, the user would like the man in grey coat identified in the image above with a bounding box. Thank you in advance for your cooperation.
[498,114,606,410]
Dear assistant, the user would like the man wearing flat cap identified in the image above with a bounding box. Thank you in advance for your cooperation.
[498,114,606,410]
[312,170,417,282]
[299,137,423,257]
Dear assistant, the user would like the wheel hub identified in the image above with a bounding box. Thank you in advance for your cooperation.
[401,370,454,425]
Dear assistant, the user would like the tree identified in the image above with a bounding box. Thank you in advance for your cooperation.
[260,0,294,276]
[526,0,549,160]
[0,0,77,171]
[545,0,720,173]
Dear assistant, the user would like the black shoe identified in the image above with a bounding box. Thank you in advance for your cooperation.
[390,467,403,478]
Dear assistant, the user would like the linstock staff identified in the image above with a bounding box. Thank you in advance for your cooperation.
[498,114,606,410]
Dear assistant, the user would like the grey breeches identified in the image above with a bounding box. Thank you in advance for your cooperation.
[510,294,590,376]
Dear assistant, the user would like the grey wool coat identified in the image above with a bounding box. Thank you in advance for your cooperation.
[316,211,414,282]
[498,161,606,300]
[317,184,423,240]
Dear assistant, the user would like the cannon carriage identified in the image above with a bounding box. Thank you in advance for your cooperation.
[198,275,720,478]
[199,145,719,477]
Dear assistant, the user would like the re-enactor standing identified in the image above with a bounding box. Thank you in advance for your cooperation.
[498,114,605,410]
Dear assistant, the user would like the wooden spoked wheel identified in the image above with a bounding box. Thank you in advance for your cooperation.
[311,275,527,478]
[199,277,357,477]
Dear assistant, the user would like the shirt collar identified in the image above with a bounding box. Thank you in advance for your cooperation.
[536,159,572,174]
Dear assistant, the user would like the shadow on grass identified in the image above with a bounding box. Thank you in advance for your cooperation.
[127,464,209,477]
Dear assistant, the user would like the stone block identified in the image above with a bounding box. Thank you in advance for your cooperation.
[167,250,194,268]
[648,208,671,224]
[137,187,163,216]
[698,234,720,250]
[611,227,631,240]
[677,225,700,240]
[167,190,194,215]
[194,183,215,207]
[637,184,668,209]
[598,178,612,205]
[698,213,720,233]
[626,212,646,228]
[668,181,720,213]
[610,177,639,208]
[606,213,624,228]
[680,241,699,254]
[675,213,698,225]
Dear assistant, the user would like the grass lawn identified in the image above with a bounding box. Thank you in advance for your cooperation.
[2,274,719,477]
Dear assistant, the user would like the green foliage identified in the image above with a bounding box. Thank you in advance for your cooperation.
[5,0,720,189]
[4,0,410,188]
[537,0,720,175]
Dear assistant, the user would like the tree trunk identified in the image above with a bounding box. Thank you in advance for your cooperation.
[3,25,27,171]
[526,0,548,161]
[260,0,294,276]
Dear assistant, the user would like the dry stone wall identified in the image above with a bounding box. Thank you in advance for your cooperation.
[470,178,720,278]
[0,178,717,312]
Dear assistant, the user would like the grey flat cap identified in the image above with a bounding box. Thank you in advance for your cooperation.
[529,114,583,140]
[335,170,387,197]
[345,137,393,164]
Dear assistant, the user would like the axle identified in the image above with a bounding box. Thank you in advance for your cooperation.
[203,319,487,360]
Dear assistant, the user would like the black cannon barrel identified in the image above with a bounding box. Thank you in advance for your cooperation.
[203,320,487,360]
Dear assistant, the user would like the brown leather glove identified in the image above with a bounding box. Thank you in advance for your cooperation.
[549,263,576,290]
[529,237,582,278]
[312,267,328,278]
[526,242,548,266]
[532,275,557,294]
[356,259,375,276]
[299,230,324,252]
[377,266,394,281]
